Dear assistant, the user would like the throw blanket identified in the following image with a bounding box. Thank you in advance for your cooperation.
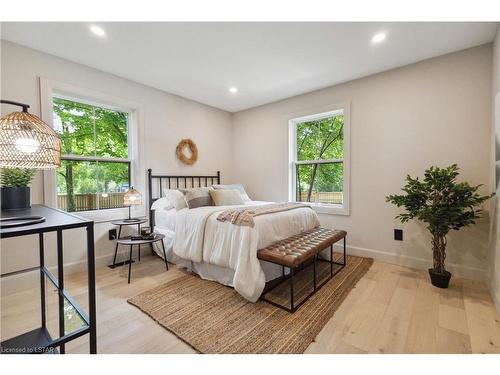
[216,202,310,228]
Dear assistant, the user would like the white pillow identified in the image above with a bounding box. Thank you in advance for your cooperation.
[212,184,251,202]
[162,188,188,211]
[150,197,173,211]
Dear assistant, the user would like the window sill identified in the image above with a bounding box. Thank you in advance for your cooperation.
[307,203,349,216]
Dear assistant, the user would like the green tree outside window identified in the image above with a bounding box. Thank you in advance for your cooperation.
[53,97,130,212]
[295,114,344,205]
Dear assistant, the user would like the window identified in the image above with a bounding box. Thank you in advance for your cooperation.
[53,97,131,212]
[289,105,350,215]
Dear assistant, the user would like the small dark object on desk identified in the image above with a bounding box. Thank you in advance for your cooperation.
[131,233,156,241]
[122,217,142,223]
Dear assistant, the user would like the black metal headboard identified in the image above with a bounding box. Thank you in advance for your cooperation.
[147,169,221,227]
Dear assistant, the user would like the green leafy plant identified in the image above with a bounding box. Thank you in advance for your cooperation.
[0,168,36,188]
[386,164,493,275]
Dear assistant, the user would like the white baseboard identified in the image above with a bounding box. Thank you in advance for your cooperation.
[332,243,488,282]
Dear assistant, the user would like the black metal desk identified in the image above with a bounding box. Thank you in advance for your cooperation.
[0,205,97,354]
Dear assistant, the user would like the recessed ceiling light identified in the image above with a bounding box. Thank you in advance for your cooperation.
[229,87,238,94]
[90,25,106,37]
[372,32,386,43]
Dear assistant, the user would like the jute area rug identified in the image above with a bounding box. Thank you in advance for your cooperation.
[128,255,373,354]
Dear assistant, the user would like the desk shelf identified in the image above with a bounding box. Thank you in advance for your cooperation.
[0,205,97,354]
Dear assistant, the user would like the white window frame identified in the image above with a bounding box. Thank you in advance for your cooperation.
[288,102,350,216]
[40,78,145,222]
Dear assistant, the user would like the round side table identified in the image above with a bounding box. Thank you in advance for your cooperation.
[116,234,167,283]
[110,218,148,268]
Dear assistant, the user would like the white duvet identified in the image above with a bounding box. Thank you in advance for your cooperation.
[173,201,320,302]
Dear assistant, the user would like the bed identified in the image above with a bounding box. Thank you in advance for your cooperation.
[147,169,320,302]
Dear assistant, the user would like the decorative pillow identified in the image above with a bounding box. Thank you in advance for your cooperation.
[163,189,187,211]
[209,189,245,206]
[151,197,173,211]
[183,187,214,209]
[212,184,251,202]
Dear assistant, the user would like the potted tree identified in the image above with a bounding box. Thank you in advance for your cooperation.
[386,164,493,288]
[0,168,36,210]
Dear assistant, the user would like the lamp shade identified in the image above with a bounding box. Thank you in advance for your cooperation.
[123,187,142,206]
[0,110,61,169]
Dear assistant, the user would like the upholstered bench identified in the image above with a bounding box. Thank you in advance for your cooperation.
[257,227,347,312]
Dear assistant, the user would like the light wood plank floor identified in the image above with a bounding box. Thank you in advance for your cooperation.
[2,255,499,354]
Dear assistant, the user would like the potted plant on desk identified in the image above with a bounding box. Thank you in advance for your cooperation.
[0,168,36,210]
[386,164,493,288]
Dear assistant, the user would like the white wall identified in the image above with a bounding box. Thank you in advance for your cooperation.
[1,40,497,301]
[490,26,500,311]
[0,41,233,291]
[232,44,493,280]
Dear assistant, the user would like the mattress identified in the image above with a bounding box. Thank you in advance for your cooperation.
[152,226,286,285]
[153,201,319,300]
[153,203,290,285]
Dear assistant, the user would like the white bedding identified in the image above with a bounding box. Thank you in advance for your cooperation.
[153,226,290,286]
[170,201,319,302]
[154,208,177,231]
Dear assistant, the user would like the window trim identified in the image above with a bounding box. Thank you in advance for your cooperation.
[288,103,350,216]
[40,78,145,222]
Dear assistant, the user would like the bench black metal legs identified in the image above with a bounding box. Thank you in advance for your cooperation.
[261,236,347,313]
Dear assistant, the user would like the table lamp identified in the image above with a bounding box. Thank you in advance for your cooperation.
[0,100,61,228]
[123,186,142,222]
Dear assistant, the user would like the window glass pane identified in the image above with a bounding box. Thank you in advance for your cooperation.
[53,96,131,212]
[319,115,344,160]
[53,98,95,157]
[296,163,317,203]
[317,163,343,205]
[53,97,129,159]
[56,160,97,212]
[296,121,320,161]
[94,107,129,158]
[98,162,130,209]
[296,114,344,161]
[56,160,130,211]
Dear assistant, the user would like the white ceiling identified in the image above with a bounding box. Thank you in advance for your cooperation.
[1,22,497,112]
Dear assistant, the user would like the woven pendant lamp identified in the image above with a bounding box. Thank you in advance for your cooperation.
[1,100,62,228]
[0,100,61,169]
